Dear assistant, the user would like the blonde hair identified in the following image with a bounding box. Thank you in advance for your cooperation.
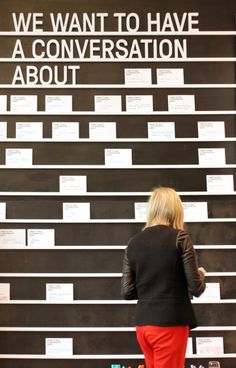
[145,187,184,230]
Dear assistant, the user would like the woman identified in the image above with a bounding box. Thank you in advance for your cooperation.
[121,187,206,368]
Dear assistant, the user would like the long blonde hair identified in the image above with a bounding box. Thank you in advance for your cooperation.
[145,187,184,230]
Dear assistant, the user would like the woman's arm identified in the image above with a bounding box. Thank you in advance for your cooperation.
[177,231,206,297]
[121,247,138,300]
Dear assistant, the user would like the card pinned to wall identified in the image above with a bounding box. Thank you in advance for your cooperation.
[94,95,122,113]
[194,282,221,301]
[134,202,148,221]
[0,283,10,302]
[45,338,73,356]
[157,68,184,86]
[16,122,43,140]
[183,202,208,221]
[148,122,175,140]
[63,202,91,221]
[104,148,132,167]
[124,68,152,86]
[0,122,7,140]
[10,95,38,113]
[52,122,80,140]
[46,283,74,302]
[89,122,117,140]
[27,229,55,247]
[206,175,234,193]
[0,229,26,247]
[196,337,224,356]
[5,148,33,167]
[59,176,87,194]
[198,121,225,139]
[126,95,153,113]
[0,203,6,220]
[168,95,195,113]
[0,96,7,113]
[198,148,226,166]
[45,95,72,113]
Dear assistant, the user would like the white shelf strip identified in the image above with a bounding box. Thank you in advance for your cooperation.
[0,353,235,359]
[0,245,236,250]
[1,138,236,143]
[0,272,235,277]
[1,326,236,332]
[0,218,235,223]
[1,110,236,115]
[1,164,235,169]
[0,191,235,197]
[2,84,236,89]
[1,299,236,304]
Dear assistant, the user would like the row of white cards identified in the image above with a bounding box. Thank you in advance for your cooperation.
[0,282,221,303]
[0,201,226,222]
[125,68,185,86]
[0,94,196,113]
[0,121,227,140]
[3,147,228,167]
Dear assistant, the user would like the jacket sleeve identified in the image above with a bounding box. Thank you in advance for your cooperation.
[177,230,206,297]
[121,247,138,300]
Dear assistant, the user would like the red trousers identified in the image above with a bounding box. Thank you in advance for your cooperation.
[136,325,189,368]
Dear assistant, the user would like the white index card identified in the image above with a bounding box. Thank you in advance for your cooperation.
[198,148,226,166]
[194,282,221,301]
[0,283,10,302]
[0,203,6,220]
[94,95,122,113]
[27,229,55,247]
[63,202,90,221]
[59,176,87,194]
[148,122,175,140]
[0,96,7,112]
[0,122,7,139]
[45,338,73,356]
[157,68,184,86]
[105,148,132,167]
[196,337,224,356]
[52,122,79,141]
[89,122,117,140]
[45,95,72,113]
[46,283,74,302]
[16,122,43,140]
[134,202,148,221]
[206,175,234,193]
[168,95,195,113]
[183,202,208,221]
[5,148,33,167]
[126,95,153,113]
[0,229,26,247]
[124,68,152,86]
[198,121,225,139]
[186,337,193,356]
[10,95,37,113]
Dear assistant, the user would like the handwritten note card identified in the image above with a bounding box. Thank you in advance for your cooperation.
[125,68,152,86]
[105,148,132,167]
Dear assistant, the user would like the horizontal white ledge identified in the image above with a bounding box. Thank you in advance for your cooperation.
[0,272,235,277]
[0,164,235,169]
[2,84,236,89]
[0,353,235,359]
[1,58,236,63]
[0,218,235,223]
[1,299,236,304]
[1,326,236,332]
[1,138,236,143]
[0,191,235,197]
[1,110,236,115]
[0,245,235,250]
[1,31,236,36]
